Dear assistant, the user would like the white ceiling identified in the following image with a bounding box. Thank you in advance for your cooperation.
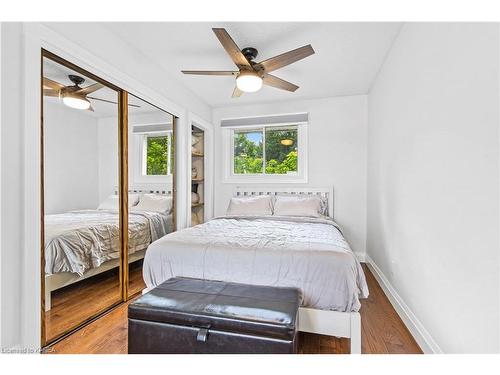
[103,22,402,108]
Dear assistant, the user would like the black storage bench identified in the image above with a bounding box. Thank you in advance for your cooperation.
[128,277,300,354]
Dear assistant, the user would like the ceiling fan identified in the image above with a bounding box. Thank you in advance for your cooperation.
[182,28,315,98]
[43,75,140,111]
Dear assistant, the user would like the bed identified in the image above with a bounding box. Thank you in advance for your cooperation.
[44,187,173,311]
[142,187,368,353]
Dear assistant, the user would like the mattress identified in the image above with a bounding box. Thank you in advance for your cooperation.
[45,209,172,276]
[143,215,369,312]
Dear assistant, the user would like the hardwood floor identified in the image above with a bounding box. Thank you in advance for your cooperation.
[45,260,145,343]
[299,264,422,354]
[46,264,422,354]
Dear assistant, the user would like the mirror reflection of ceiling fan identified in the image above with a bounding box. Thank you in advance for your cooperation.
[43,75,140,111]
[182,28,315,98]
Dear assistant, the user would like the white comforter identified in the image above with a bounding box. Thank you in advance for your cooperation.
[143,215,369,312]
[45,209,171,276]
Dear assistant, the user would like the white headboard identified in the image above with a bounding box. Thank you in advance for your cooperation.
[114,185,172,195]
[234,186,334,218]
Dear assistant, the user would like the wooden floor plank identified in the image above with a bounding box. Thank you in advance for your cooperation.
[45,261,145,343]
[47,264,422,354]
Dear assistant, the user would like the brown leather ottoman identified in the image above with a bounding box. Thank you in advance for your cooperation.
[128,277,300,354]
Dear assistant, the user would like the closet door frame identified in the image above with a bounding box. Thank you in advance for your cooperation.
[40,50,128,347]
[118,90,129,300]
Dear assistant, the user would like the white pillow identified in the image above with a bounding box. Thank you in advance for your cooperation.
[274,193,329,216]
[129,193,140,207]
[226,195,273,216]
[132,194,173,214]
[273,195,321,217]
[98,194,140,210]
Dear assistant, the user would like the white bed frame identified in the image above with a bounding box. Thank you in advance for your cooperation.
[44,186,173,312]
[234,186,361,354]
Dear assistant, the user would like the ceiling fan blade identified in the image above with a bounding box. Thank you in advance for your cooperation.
[212,28,252,69]
[43,77,65,91]
[43,88,60,97]
[232,86,243,98]
[87,96,141,108]
[255,45,315,73]
[182,70,238,76]
[263,74,299,92]
[75,83,104,96]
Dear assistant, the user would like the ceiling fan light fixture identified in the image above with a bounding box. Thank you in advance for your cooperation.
[62,93,91,110]
[236,71,263,93]
[280,139,293,146]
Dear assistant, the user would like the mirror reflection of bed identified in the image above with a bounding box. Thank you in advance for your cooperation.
[42,54,175,343]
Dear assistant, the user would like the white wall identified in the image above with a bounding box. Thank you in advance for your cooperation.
[96,116,119,203]
[44,102,100,214]
[213,95,368,255]
[0,22,23,349]
[367,23,499,353]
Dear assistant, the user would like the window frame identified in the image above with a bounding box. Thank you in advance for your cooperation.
[223,121,308,184]
[141,132,172,177]
[133,128,173,184]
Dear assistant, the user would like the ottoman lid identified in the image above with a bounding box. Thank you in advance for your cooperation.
[128,277,300,341]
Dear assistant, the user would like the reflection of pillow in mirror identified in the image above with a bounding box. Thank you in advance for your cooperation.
[129,194,140,206]
[98,195,119,210]
[226,195,273,216]
[98,194,140,210]
[132,194,172,214]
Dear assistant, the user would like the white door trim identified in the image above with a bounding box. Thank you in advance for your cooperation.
[187,112,215,226]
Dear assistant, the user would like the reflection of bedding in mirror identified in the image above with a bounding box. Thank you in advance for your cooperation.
[44,192,173,276]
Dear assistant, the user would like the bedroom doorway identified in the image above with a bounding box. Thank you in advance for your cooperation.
[40,50,178,347]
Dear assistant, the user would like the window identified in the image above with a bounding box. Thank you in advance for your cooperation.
[233,126,298,175]
[233,130,264,174]
[224,122,307,183]
[140,132,173,177]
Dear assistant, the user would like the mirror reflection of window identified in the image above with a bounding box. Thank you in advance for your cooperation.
[143,132,172,176]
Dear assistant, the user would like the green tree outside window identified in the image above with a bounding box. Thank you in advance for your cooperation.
[233,126,298,175]
[146,135,171,175]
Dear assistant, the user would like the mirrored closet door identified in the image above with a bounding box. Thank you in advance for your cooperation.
[124,94,175,298]
[41,52,124,344]
[41,51,178,346]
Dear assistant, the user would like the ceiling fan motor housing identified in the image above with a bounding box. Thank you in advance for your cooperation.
[68,74,85,87]
[241,47,258,62]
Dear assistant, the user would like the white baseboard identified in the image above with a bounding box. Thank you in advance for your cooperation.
[365,254,442,354]
[354,252,366,263]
